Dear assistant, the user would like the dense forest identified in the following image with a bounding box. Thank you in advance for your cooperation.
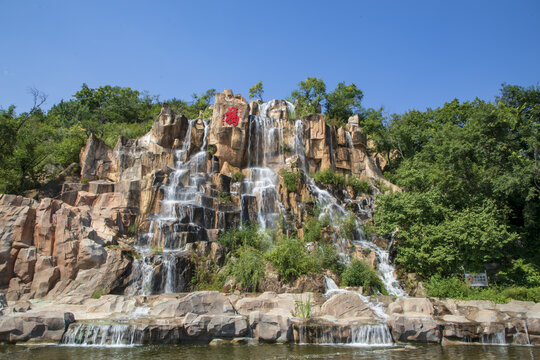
[1,80,538,297]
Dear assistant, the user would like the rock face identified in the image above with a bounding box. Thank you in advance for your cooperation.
[0,90,395,302]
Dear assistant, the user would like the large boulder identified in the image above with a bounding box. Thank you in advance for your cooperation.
[151,103,189,149]
[0,311,74,343]
[320,292,375,319]
[387,314,441,343]
[249,311,293,343]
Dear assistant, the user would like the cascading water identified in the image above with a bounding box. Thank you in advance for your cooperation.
[61,323,140,347]
[240,114,287,230]
[128,119,212,295]
[481,329,506,345]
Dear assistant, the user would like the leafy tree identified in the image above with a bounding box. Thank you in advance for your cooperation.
[249,81,264,101]
[325,82,364,126]
[289,77,327,117]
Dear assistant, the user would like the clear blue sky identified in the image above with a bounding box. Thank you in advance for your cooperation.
[1,0,539,115]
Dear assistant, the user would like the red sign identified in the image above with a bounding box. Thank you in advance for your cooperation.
[222,106,240,127]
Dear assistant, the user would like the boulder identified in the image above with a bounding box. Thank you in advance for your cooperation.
[320,292,375,318]
[249,311,293,343]
[387,314,441,343]
[0,311,74,343]
[387,297,434,316]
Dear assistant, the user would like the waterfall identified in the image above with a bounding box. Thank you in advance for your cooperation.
[481,329,506,345]
[241,113,287,230]
[129,119,211,295]
[298,322,393,346]
[61,323,140,347]
[307,173,405,297]
[349,324,393,346]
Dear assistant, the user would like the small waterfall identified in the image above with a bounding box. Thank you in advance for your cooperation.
[522,320,531,345]
[481,329,506,345]
[298,322,393,346]
[61,323,140,347]
[349,324,393,346]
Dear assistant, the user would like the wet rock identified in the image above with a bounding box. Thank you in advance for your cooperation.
[0,311,74,343]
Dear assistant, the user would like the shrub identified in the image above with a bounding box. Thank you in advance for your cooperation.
[207,144,217,156]
[217,224,271,253]
[303,215,331,243]
[314,242,344,274]
[280,168,301,192]
[425,276,471,298]
[266,236,318,281]
[232,171,243,183]
[347,177,371,195]
[229,247,266,292]
[81,177,90,184]
[496,259,540,287]
[312,169,345,187]
[340,214,358,239]
[191,262,227,291]
[126,222,139,238]
[341,260,384,293]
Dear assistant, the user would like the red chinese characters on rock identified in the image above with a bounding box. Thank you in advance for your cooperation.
[222,106,240,127]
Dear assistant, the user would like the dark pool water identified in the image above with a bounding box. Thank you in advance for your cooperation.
[1,344,538,360]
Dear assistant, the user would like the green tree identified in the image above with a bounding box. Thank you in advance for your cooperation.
[325,82,364,126]
[289,77,327,117]
[249,81,264,101]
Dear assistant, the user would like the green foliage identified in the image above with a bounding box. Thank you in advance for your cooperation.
[266,236,318,281]
[81,178,89,184]
[152,246,163,255]
[126,222,139,238]
[207,144,217,156]
[375,191,516,277]
[425,276,540,303]
[303,215,331,244]
[191,262,227,291]
[229,247,265,292]
[314,242,344,274]
[496,259,540,287]
[339,214,358,240]
[91,288,103,299]
[249,81,264,101]
[231,171,243,183]
[293,296,312,319]
[347,177,371,195]
[312,169,345,187]
[341,260,384,293]
[424,276,472,299]
[289,77,327,117]
[279,168,301,192]
[217,224,271,254]
[325,82,364,126]
[218,191,231,203]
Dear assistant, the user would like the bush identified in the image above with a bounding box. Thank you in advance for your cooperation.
[217,224,271,254]
[496,259,540,287]
[341,260,384,293]
[314,242,344,274]
[191,262,227,291]
[266,236,318,281]
[91,288,103,299]
[280,168,301,192]
[232,171,243,183]
[425,276,471,299]
[312,169,345,187]
[303,215,331,243]
[425,275,540,303]
[347,177,371,195]
[229,247,266,292]
[207,144,217,156]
